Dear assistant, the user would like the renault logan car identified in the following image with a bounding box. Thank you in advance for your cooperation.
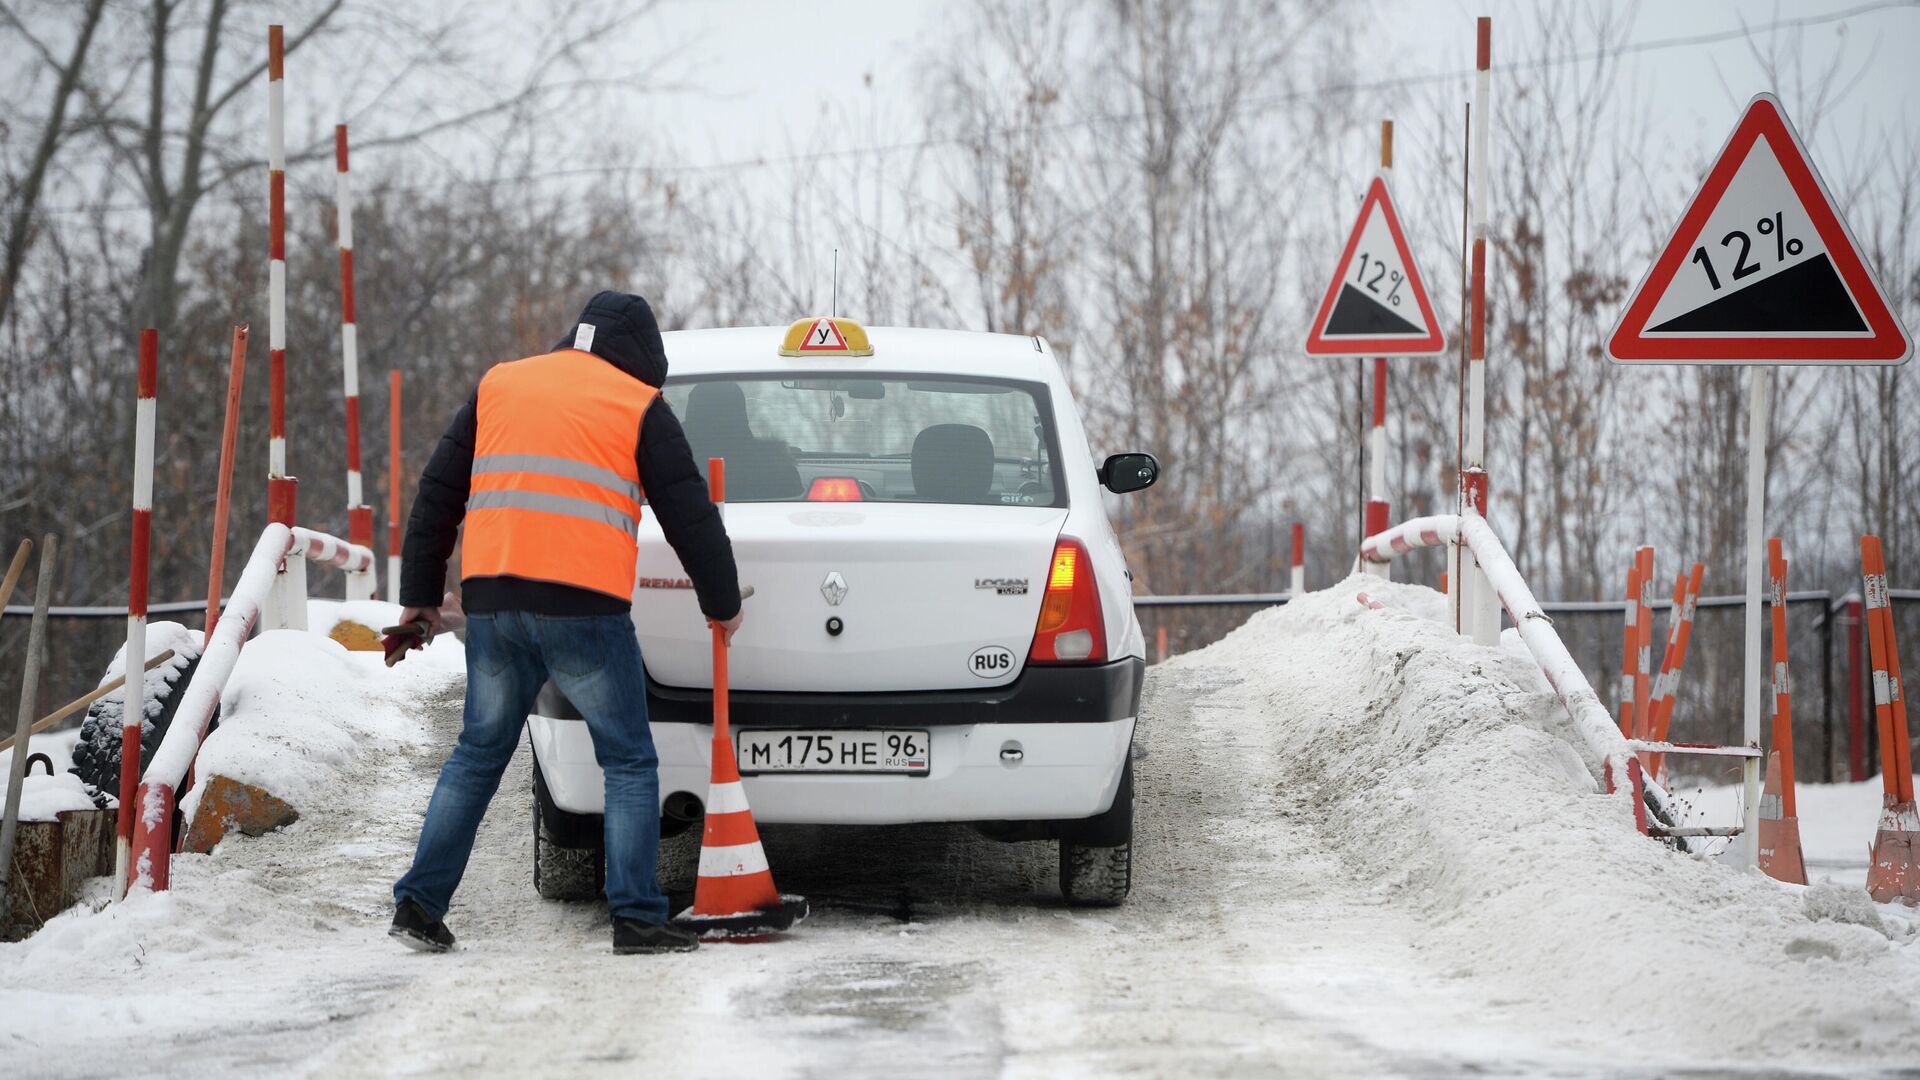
[528,317,1158,906]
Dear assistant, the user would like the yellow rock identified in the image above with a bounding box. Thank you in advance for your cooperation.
[329,620,383,652]
[182,774,300,853]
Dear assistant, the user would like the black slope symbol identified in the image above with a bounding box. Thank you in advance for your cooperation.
[1325,284,1425,336]
[1649,254,1866,334]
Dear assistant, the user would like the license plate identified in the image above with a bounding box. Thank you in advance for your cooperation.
[735,729,930,775]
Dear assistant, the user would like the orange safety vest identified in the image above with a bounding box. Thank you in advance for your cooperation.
[462,349,656,600]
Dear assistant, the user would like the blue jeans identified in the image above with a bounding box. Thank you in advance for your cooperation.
[394,611,669,924]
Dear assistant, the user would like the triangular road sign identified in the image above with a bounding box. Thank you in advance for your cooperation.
[1610,94,1910,365]
[1305,175,1446,357]
[798,316,850,352]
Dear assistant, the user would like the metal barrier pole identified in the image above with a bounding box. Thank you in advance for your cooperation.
[1738,365,1772,869]
[115,331,157,899]
[337,123,374,596]
[265,25,297,527]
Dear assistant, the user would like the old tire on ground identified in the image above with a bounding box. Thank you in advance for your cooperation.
[71,651,208,801]
[1058,756,1133,907]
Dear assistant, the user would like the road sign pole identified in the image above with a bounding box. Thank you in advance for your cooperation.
[1739,364,1769,869]
[1364,121,1394,581]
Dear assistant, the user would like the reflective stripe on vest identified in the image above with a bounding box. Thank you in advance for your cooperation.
[462,350,655,599]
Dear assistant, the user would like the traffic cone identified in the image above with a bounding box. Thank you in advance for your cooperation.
[1867,799,1920,904]
[1861,535,1918,904]
[1756,751,1806,885]
[672,458,807,940]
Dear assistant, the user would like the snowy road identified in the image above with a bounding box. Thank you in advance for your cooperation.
[5,582,1917,1078]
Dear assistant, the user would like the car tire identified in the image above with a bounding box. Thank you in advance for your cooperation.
[1058,756,1132,907]
[533,805,604,902]
[657,823,703,895]
[531,752,604,902]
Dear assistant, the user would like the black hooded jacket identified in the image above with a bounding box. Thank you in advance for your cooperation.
[399,292,741,621]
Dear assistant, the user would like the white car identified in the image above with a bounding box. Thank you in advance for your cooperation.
[527,317,1159,906]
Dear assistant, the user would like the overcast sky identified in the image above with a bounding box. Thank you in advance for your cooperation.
[637,0,1916,179]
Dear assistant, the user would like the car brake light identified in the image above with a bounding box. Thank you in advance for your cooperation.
[1029,537,1105,664]
[807,477,864,502]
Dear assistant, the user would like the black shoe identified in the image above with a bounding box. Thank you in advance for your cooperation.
[389,898,456,953]
[613,917,699,954]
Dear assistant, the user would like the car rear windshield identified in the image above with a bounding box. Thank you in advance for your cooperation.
[661,374,1065,507]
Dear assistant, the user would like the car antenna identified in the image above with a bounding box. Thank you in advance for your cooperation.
[831,247,839,318]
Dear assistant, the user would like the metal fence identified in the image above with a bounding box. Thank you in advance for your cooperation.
[11,584,1919,788]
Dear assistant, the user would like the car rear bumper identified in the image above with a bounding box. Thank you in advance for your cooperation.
[526,659,1142,825]
[531,716,1134,825]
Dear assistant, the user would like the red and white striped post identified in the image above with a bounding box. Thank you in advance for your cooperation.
[1364,121,1394,579]
[1633,545,1655,734]
[1617,557,1640,737]
[1290,521,1306,596]
[265,25,296,529]
[1459,16,1498,645]
[1861,534,1917,903]
[114,329,158,899]
[388,369,403,598]
[336,124,373,599]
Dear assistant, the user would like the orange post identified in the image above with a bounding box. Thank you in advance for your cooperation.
[1862,534,1918,902]
[1618,557,1641,737]
[1645,562,1704,781]
[386,370,403,599]
[1757,538,1806,883]
[1633,546,1655,736]
[1637,570,1687,772]
[205,326,248,634]
[674,457,807,939]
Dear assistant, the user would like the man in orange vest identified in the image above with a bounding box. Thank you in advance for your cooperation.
[389,293,741,955]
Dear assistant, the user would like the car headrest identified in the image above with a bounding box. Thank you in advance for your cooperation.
[911,424,996,503]
[685,381,752,441]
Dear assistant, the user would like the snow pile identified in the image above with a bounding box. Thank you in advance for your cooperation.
[1166,574,1920,1068]
[179,620,462,825]
[0,728,92,822]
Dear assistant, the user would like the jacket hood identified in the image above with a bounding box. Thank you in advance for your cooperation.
[557,291,667,387]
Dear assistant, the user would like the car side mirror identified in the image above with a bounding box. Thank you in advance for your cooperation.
[1099,452,1159,494]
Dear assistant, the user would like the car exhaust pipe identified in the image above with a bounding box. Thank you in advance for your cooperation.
[663,790,704,825]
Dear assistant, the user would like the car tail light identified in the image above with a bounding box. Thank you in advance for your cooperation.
[806,477,864,502]
[1029,537,1105,664]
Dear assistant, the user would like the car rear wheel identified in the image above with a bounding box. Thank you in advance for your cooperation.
[532,754,604,902]
[658,824,703,895]
[534,808,604,902]
[1058,756,1132,907]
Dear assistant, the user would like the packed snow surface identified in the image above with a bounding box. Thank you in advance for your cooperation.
[2,577,1915,1078]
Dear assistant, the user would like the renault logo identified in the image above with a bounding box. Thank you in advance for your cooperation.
[820,571,848,606]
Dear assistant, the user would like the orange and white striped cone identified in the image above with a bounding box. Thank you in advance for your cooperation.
[1756,751,1807,885]
[671,457,807,939]
[672,723,808,939]
[1867,800,1920,904]
[1863,535,1918,904]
